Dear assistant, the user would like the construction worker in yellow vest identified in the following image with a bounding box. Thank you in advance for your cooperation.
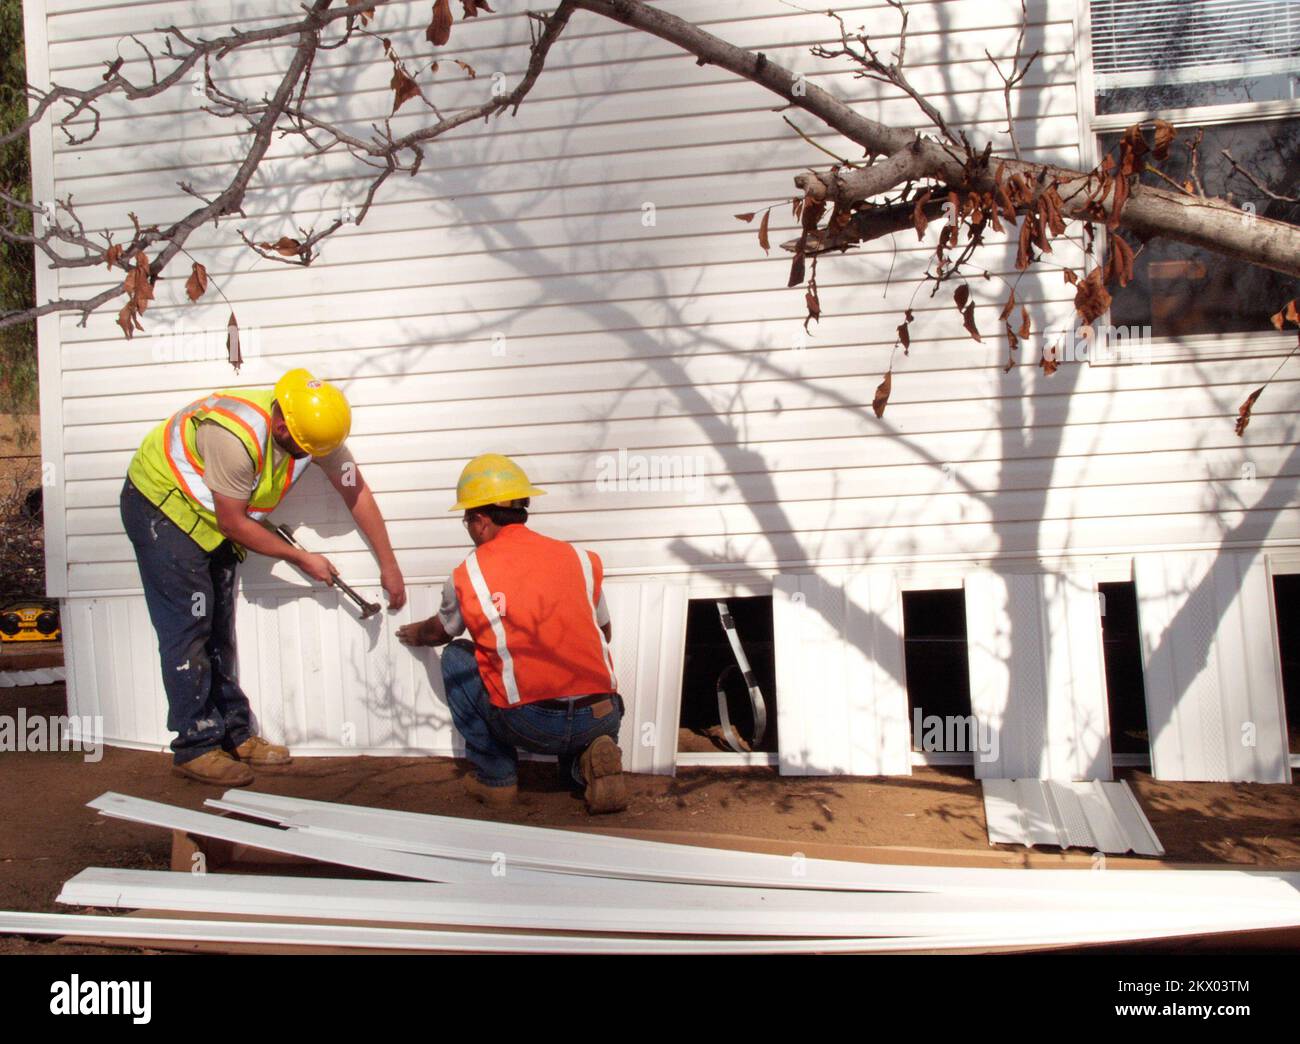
[121,369,407,786]
[397,454,628,814]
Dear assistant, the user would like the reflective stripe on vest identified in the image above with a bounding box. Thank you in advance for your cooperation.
[574,544,618,692]
[464,549,522,705]
[162,393,310,520]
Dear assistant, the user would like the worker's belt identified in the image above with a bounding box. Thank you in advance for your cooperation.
[530,693,616,711]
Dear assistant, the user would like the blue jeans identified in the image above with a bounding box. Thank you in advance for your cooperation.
[120,479,253,765]
[441,639,624,788]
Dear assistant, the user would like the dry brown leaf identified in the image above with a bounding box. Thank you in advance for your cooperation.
[804,287,820,327]
[360,7,376,24]
[117,302,143,340]
[104,243,123,269]
[123,256,154,314]
[1288,300,1300,326]
[758,209,771,254]
[227,312,243,372]
[962,302,981,343]
[1271,300,1299,330]
[390,65,420,113]
[912,189,932,241]
[1018,305,1031,340]
[427,0,454,46]
[1108,172,1130,230]
[185,262,208,302]
[872,370,892,418]
[1235,386,1263,437]
[787,251,805,288]
[999,289,1017,321]
[734,212,755,223]
[454,59,477,78]
[1040,345,1060,376]
[260,237,302,258]
[896,308,914,354]
[1152,119,1176,161]
[461,0,493,15]
[954,284,969,312]
[1016,215,1033,270]
[1074,268,1112,324]
[1063,268,1079,286]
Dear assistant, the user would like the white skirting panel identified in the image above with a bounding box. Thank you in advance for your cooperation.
[1134,551,1291,783]
[964,572,1111,781]
[59,579,688,764]
[601,582,689,776]
[773,571,911,777]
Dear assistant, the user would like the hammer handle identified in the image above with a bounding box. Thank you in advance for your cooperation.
[272,524,381,616]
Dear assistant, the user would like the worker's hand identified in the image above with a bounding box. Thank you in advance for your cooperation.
[297,551,338,585]
[381,563,407,612]
[396,619,432,647]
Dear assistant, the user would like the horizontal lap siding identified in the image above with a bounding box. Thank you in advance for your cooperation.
[38,0,1298,605]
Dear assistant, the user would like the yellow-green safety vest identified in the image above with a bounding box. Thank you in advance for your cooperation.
[126,388,311,552]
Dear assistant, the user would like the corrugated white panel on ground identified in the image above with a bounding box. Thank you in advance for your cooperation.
[964,571,1111,781]
[0,667,67,687]
[773,570,911,776]
[982,779,1164,856]
[1134,551,1291,783]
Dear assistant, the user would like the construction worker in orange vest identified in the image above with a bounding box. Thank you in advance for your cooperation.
[121,369,407,786]
[397,453,628,814]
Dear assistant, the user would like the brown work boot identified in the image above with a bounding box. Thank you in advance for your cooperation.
[463,774,518,806]
[172,749,254,787]
[579,735,627,814]
[232,735,292,766]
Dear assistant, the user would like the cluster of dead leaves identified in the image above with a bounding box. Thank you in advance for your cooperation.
[112,249,154,339]
[382,2,487,113]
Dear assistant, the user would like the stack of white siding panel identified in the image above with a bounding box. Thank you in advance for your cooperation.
[0,790,1296,953]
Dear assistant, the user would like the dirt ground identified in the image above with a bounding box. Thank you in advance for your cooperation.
[2,680,1299,953]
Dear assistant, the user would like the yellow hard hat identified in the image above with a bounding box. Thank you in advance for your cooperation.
[273,368,351,457]
[450,453,546,511]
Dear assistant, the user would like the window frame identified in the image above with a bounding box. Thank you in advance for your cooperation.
[1074,0,1300,365]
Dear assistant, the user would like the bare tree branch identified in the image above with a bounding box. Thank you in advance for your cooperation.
[1,0,577,329]
[570,0,1300,279]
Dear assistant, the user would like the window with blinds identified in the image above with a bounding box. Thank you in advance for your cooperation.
[1091,0,1300,112]
[1088,0,1300,338]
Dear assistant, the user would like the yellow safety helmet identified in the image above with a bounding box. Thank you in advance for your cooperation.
[450,453,546,511]
[273,368,351,457]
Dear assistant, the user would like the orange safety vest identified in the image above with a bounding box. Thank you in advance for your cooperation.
[452,525,618,708]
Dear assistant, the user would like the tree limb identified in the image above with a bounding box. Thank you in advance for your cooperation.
[570,0,1300,279]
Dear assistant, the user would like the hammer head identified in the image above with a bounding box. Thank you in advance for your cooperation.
[357,600,382,621]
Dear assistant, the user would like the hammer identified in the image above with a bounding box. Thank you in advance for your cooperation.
[272,523,382,620]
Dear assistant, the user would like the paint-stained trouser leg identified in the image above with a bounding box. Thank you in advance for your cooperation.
[119,479,236,765]
[205,540,252,750]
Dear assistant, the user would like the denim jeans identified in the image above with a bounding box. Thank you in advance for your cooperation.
[441,638,624,788]
[119,479,253,765]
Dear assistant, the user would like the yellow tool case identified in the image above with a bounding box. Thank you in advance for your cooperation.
[0,601,61,643]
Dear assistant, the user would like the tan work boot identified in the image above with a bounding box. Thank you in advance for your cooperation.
[579,735,627,814]
[232,735,292,766]
[172,749,254,787]
[464,774,518,806]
